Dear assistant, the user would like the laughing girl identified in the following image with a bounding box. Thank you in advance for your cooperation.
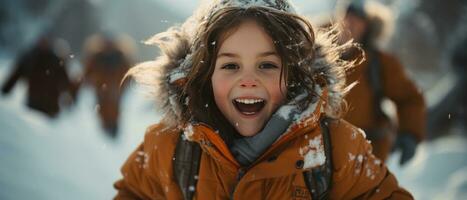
[114,0,413,199]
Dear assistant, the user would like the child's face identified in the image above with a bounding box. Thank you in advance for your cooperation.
[211,20,287,137]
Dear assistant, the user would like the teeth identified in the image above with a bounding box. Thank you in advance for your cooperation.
[235,98,264,104]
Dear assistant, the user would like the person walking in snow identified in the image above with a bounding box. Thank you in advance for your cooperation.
[114,0,413,199]
[340,1,426,164]
[1,35,77,118]
[81,33,133,138]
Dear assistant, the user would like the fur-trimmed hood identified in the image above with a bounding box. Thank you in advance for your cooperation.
[128,0,356,127]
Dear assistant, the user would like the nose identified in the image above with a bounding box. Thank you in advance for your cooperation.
[239,78,258,88]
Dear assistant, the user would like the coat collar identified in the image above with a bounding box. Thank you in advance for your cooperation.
[183,90,327,171]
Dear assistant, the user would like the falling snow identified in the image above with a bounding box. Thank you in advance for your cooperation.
[2,0,465,199]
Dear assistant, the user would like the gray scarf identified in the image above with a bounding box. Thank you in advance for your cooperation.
[230,93,308,167]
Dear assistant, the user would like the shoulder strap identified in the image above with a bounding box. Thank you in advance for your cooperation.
[303,117,333,200]
[174,119,333,200]
[173,133,202,200]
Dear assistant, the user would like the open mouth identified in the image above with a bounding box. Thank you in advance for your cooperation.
[232,98,266,116]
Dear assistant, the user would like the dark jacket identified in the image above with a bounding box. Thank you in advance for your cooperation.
[2,45,75,117]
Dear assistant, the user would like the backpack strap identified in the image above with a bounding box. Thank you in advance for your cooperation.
[173,133,202,200]
[174,118,333,200]
[303,117,333,200]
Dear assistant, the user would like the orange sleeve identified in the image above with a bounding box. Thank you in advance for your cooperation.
[380,53,426,141]
[114,143,148,200]
[114,125,167,200]
[329,120,413,199]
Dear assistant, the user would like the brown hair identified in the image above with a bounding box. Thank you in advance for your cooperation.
[181,7,325,145]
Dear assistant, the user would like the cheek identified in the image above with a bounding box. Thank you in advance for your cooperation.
[211,72,231,108]
[267,76,287,106]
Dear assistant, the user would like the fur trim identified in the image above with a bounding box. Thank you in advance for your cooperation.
[126,26,191,126]
[128,0,356,127]
[311,25,358,117]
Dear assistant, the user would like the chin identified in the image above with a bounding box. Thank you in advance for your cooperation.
[236,126,261,137]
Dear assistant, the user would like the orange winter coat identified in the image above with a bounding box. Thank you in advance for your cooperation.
[344,50,426,160]
[114,101,412,199]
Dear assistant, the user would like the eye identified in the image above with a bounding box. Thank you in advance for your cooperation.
[221,63,239,70]
[259,62,279,69]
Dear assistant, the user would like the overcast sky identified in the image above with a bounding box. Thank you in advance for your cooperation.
[154,0,337,18]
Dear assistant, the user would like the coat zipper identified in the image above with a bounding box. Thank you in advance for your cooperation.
[230,168,246,200]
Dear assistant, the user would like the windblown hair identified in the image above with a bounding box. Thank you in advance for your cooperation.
[125,0,357,144]
[182,7,326,142]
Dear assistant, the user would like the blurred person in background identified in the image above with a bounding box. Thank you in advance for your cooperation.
[1,34,77,118]
[340,0,426,165]
[81,33,134,138]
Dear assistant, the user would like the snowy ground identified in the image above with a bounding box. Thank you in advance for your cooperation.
[0,58,466,199]
[387,129,467,200]
[0,58,161,200]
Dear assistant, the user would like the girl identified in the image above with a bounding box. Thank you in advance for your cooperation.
[114,0,413,199]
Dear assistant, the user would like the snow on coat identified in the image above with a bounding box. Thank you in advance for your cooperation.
[115,0,413,199]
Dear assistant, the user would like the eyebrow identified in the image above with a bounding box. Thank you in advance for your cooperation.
[217,51,278,59]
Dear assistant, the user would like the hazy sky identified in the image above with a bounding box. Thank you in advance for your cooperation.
[154,0,337,17]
